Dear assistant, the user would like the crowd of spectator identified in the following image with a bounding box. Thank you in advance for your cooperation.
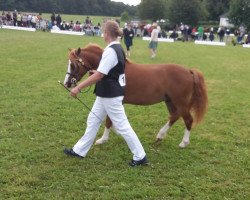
[49,14,102,36]
[129,22,236,43]
[1,10,249,45]
[147,22,249,45]
[1,10,47,30]
[0,11,103,36]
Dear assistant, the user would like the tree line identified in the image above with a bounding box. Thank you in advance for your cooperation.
[138,0,250,29]
[0,0,136,17]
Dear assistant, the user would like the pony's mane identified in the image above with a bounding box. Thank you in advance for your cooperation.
[84,43,103,54]
[83,43,133,63]
[79,43,103,69]
[83,43,133,64]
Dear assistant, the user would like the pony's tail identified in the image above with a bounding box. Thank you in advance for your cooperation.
[190,69,208,126]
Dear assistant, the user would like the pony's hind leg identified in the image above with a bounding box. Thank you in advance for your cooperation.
[95,116,112,145]
[156,121,171,141]
[156,100,180,143]
[179,112,193,148]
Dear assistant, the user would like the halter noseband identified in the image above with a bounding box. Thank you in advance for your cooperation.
[67,56,92,80]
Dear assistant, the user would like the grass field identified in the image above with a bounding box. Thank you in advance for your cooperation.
[0,28,249,199]
[40,13,119,25]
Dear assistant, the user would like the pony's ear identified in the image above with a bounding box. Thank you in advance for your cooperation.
[76,48,81,56]
[68,48,72,52]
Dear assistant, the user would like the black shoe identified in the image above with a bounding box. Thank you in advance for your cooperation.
[129,156,149,167]
[64,148,84,159]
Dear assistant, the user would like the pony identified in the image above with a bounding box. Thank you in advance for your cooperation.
[63,43,208,148]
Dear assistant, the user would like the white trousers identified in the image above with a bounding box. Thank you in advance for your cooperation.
[73,96,146,161]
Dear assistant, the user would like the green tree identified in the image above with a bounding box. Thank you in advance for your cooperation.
[138,0,166,21]
[229,0,250,29]
[167,0,204,26]
[121,11,130,22]
[0,0,136,17]
[204,0,230,20]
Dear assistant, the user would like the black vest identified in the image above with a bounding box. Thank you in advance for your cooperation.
[94,44,126,98]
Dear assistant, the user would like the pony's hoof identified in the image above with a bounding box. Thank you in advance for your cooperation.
[95,138,108,145]
[179,141,189,148]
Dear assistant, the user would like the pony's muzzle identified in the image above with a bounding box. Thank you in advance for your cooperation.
[71,78,77,84]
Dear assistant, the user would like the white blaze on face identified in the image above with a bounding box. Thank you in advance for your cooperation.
[64,60,72,86]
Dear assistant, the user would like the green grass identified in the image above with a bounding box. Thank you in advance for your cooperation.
[41,13,119,25]
[0,28,249,200]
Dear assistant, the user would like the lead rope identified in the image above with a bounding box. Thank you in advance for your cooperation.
[58,81,103,123]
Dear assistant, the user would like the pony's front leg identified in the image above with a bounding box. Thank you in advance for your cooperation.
[95,127,110,145]
[95,116,112,145]
[179,129,190,148]
[156,121,170,142]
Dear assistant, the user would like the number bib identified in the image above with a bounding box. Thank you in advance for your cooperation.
[118,74,126,87]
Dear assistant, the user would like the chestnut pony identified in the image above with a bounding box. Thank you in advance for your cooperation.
[63,44,208,148]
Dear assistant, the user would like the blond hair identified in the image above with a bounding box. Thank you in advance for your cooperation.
[103,20,123,38]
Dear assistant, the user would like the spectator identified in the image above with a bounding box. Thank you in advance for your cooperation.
[17,12,22,26]
[133,22,138,36]
[31,15,37,28]
[69,20,74,30]
[21,13,28,27]
[238,26,246,44]
[51,13,55,26]
[161,30,167,38]
[37,13,42,29]
[6,11,12,24]
[85,26,94,36]
[170,29,178,40]
[191,27,197,40]
[65,23,70,30]
[47,20,53,30]
[226,28,230,42]
[94,22,101,36]
[182,25,189,42]
[148,22,159,58]
[187,26,192,41]
[180,22,184,35]
[13,10,17,26]
[218,27,225,42]
[60,21,67,30]
[143,25,149,37]
[40,19,47,31]
[209,27,214,41]
[85,16,91,25]
[123,23,134,57]
[157,24,161,37]
[198,25,204,40]
[27,13,32,27]
[245,32,250,44]
[1,11,6,25]
[74,21,81,32]
[56,14,61,27]
[0,15,2,27]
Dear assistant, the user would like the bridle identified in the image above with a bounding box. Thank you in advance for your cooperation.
[67,56,92,84]
[74,57,92,72]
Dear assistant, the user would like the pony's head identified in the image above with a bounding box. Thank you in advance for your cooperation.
[63,44,103,88]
